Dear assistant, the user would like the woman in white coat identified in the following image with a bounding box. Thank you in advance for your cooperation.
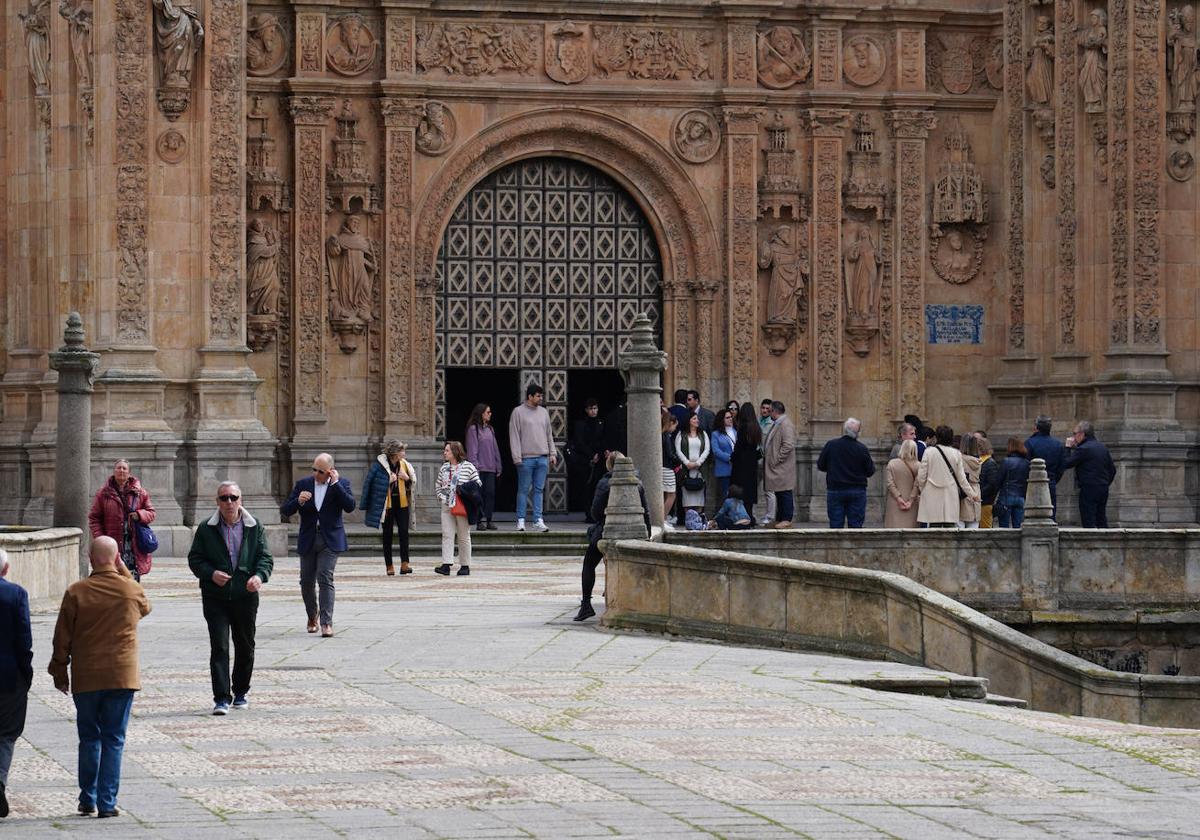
[674,412,711,514]
[917,425,978,527]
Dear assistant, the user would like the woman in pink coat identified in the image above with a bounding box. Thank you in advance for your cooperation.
[88,459,156,578]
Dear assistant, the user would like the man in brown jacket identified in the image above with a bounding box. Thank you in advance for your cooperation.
[49,536,151,819]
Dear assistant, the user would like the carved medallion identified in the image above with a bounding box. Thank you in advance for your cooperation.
[984,37,1004,90]
[546,21,590,84]
[326,14,377,77]
[246,12,287,76]
[156,128,187,164]
[757,26,810,89]
[929,226,986,284]
[843,35,885,87]
[671,110,720,164]
[416,101,456,156]
[1168,149,1195,182]
[936,33,973,94]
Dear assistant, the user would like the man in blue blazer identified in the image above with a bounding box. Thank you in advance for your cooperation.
[0,550,33,818]
[281,453,355,637]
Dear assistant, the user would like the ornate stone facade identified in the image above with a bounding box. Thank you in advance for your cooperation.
[2,1,1198,528]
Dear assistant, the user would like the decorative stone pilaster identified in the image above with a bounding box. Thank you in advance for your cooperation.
[296,13,326,76]
[721,106,762,403]
[724,21,757,87]
[385,14,415,77]
[414,270,439,435]
[1054,0,1079,354]
[617,314,667,527]
[804,109,850,423]
[690,278,720,401]
[48,313,99,572]
[380,98,424,433]
[888,110,936,420]
[812,24,843,90]
[1004,0,1026,354]
[288,96,336,440]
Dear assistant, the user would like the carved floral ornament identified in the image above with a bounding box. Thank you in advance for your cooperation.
[671,110,720,164]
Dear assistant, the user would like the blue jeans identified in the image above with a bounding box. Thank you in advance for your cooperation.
[74,689,134,812]
[515,455,549,522]
[996,494,1025,528]
[827,488,867,528]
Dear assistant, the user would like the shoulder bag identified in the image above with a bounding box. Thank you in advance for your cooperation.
[933,446,969,501]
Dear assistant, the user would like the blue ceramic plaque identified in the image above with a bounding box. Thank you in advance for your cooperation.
[925,304,983,345]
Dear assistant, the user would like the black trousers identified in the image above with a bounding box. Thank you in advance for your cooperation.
[1078,484,1109,528]
[478,472,497,522]
[201,592,258,704]
[383,505,411,566]
[581,541,603,601]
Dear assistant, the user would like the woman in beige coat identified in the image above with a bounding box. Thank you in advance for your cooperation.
[917,426,978,527]
[884,439,920,527]
[958,433,983,528]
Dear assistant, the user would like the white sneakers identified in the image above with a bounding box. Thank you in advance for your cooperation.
[516,519,525,531]
[533,520,549,532]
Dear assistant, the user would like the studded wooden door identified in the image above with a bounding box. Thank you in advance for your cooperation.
[435,157,663,513]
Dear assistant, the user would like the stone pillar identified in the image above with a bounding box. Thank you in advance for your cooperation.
[618,314,667,527]
[601,456,651,542]
[48,313,99,573]
[721,107,761,404]
[1020,458,1059,611]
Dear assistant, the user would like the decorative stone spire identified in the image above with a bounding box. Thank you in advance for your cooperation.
[1024,458,1055,525]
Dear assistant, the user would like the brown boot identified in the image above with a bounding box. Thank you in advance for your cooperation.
[399,561,412,575]
[385,564,395,576]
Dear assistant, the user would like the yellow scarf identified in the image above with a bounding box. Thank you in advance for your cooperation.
[384,458,412,511]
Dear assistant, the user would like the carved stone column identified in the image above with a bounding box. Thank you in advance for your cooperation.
[287,96,336,441]
[804,109,850,427]
[888,110,936,421]
[379,98,423,434]
[721,107,762,404]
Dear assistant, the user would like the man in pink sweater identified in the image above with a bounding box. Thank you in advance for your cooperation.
[508,383,557,531]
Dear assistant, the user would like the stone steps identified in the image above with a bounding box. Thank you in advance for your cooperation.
[290,526,590,557]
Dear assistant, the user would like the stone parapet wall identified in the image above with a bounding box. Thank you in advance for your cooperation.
[601,539,1200,729]
[0,527,82,608]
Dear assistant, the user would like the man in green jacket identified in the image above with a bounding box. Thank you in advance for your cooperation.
[188,482,273,716]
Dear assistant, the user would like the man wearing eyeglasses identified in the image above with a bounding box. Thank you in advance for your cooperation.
[281,453,355,637]
[187,482,274,715]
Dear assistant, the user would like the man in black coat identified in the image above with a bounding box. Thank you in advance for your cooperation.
[1062,421,1117,528]
[0,551,32,818]
[1025,415,1066,519]
[574,453,650,622]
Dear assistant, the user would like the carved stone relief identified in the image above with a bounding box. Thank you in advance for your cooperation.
[1167,5,1198,147]
[327,14,377,76]
[1004,0,1026,351]
[247,218,281,350]
[416,22,538,76]
[1109,0,1129,345]
[116,0,150,344]
[1027,12,1055,182]
[152,0,204,121]
[1132,0,1163,347]
[843,35,885,87]
[758,224,809,354]
[927,33,1003,95]
[1056,0,1079,348]
[156,129,186,163]
[326,214,377,352]
[59,0,93,145]
[386,16,415,76]
[757,26,810,89]
[297,13,324,74]
[546,21,590,84]
[327,100,377,214]
[930,118,988,285]
[727,23,756,85]
[19,0,50,142]
[592,26,712,80]
[759,112,806,220]
[672,110,721,164]
[207,0,245,345]
[247,12,288,76]
[842,220,880,356]
[1078,8,1108,114]
[247,97,288,212]
[934,33,973,94]
[416,101,456,156]
[843,113,890,220]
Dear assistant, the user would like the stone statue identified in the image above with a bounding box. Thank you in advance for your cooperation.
[246,219,280,317]
[326,215,376,323]
[1026,16,1054,106]
[152,0,203,87]
[843,222,880,321]
[18,0,51,97]
[1077,9,1107,114]
[945,230,972,274]
[58,0,92,88]
[757,26,811,89]
[758,225,808,326]
[1168,6,1200,113]
[327,14,377,76]
[416,101,453,155]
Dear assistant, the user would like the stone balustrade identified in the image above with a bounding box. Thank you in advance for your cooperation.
[0,527,83,608]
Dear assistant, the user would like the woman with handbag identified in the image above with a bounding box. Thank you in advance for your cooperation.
[434,441,480,576]
[360,439,415,575]
[916,426,978,528]
[88,458,157,580]
[464,403,502,532]
[674,412,710,514]
[661,409,680,528]
[711,408,736,501]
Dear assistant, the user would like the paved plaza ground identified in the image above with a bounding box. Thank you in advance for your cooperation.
[7,545,1200,838]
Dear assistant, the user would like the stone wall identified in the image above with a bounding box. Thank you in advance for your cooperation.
[601,538,1200,729]
[0,527,82,608]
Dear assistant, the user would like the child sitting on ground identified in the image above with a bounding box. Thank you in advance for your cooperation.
[710,485,753,530]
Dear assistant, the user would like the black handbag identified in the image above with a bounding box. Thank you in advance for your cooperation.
[934,446,968,500]
[682,474,706,492]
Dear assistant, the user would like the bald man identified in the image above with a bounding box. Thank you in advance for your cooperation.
[49,536,151,818]
[281,453,355,637]
[0,550,32,818]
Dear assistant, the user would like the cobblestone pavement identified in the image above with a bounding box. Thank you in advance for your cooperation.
[8,551,1200,838]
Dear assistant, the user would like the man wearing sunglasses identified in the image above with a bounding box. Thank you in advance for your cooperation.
[187,482,274,715]
[281,453,356,637]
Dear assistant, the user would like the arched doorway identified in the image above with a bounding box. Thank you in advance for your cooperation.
[435,156,663,515]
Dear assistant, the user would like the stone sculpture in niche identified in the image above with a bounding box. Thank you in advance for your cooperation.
[757,26,810,89]
[1027,16,1054,106]
[19,0,50,97]
[247,12,288,76]
[416,22,538,76]
[1167,6,1199,143]
[327,14,377,76]
[758,225,809,355]
[843,221,880,357]
[929,118,988,285]
[1077,8,1107,114]
[416,101,456,156]
[326,215,377,353]
[671,110,720,164]
[592,26,712,80]
[59,0,93,145]
[546,21,590,84]
[247,218,281,351]
[843,35,885,87]
[152,0,204,121]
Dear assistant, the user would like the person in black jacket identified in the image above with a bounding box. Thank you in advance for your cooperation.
[994,438,1032,528]
[729,403,762,521]
[0,551,32,817]
[1025,415,1066,519]
[570,398,606,522]
[574,452,650,622]
[977,437,1001,527]
[816,418,876,528]
[1062,421,1117,527]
